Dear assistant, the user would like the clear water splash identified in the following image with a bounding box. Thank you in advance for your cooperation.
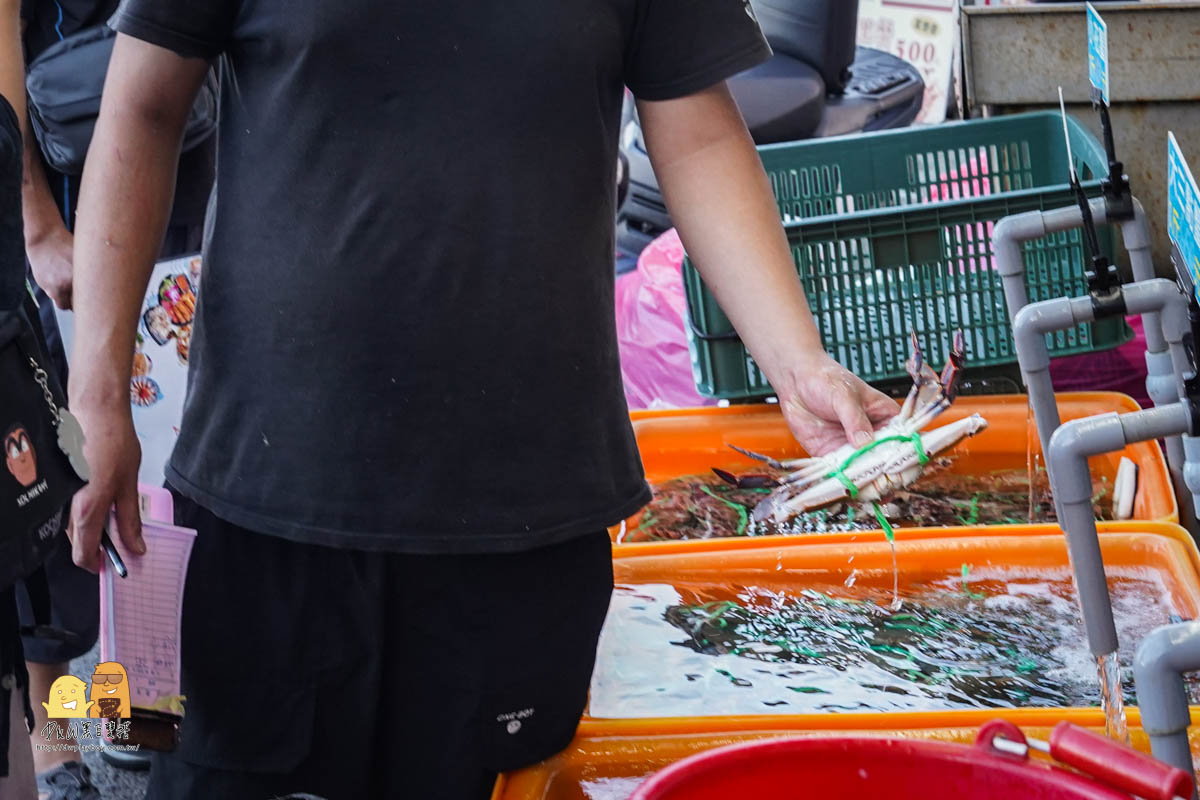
[1026,397,1036,523]
[591,574,1192,719]
[1097,650,1130,743]
[889,538,901,610]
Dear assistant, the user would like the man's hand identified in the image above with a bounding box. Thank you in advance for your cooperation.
[66,402,144,572]
[27,224,74,308]
[68,34,208,570]
[778,354,898,457]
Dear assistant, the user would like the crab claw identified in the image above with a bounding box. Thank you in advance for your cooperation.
[712,468,779,489]
[939,329,967,403]
[904,330,925,385]
[900,331,941,422]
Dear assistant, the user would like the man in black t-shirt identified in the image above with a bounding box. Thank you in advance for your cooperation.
[65,2,898,797]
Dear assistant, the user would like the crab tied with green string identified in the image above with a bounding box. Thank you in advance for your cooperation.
[715,330,988,536]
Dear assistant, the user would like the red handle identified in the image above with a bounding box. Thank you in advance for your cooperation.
[975,719,1030,761]
[1049,722,1194,800]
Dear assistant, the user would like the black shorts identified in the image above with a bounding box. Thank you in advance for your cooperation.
[147,487,614,800]
[15,535,99,663]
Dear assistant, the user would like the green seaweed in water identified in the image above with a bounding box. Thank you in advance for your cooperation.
[665,589,1104,708]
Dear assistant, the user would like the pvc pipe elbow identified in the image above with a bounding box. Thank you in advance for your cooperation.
[992,211,1046,277]
[1122,279,1178,317]
[1134,622,1200,736]
[1013,298,1090,373]
[1122,196,1152,251]
[1048,414,1126,504]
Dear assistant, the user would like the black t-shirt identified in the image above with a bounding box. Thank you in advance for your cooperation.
[0,96,22,312]
[114,0,770,553]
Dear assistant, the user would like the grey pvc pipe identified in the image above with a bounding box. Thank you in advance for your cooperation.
[1185,436,1200,529]
[1134,621,1200,796]
[1014,281,1200,532]
[993,197,1160,352]
[1011,280,1180,459]
[1155,289,1200,536]
[1123,198,1167,354]
[995,200,1187,480]
[1048,404,1193,657]
[995,200,1109,313]
[1013,295,1094,457]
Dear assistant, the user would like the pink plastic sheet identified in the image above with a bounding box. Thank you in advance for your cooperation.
[615,229,716,410]
[616,229,1151,410]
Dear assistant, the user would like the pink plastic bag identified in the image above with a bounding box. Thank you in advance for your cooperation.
[615,231,1151,410]
[615,229,717,410]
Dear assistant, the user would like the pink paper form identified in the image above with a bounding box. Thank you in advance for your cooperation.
[99,517,195,710]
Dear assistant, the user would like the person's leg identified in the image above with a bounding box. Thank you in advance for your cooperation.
[375,531,613,799]
[0,588,34,800]
[21,664,67,777]
[0,682,34,800]
[14,540,98,777]
[145,488,382,800]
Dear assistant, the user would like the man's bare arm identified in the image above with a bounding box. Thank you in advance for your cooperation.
[68,34,208,569]
[22,108,76,307]
[0,0,22,122]
[638,83,897,456]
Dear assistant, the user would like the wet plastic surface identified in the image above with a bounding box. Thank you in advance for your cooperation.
[614,393,1176,545]
[590,526,1200,718]
[493,711,1200,800]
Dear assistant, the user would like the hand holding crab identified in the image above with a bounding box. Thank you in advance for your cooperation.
[717,331,988,526]
[776,354,900,458]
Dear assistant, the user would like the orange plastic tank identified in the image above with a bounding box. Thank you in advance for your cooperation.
[585,524,1200,723]
[492,709,1200,800]
[613,393,1176,545]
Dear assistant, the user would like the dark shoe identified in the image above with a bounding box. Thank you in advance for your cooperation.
[36,761,101,800]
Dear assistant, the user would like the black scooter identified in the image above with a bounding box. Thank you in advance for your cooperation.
[616,0,925,265]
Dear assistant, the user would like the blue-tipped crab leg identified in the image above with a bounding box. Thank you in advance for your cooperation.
[711,468,779,489]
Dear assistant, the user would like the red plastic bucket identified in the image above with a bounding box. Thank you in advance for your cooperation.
[629,721,1193,800]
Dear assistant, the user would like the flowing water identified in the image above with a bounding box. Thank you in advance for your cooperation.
[1027,396,1036,523]
[1098,650,1130,743]
[590,570,1194,719]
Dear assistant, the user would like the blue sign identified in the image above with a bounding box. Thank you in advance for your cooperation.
[1087,2,1109,106]
[1168,132,1200,301]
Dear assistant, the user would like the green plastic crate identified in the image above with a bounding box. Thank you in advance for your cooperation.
[683,111,1132,400]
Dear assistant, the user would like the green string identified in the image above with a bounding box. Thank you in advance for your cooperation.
[818,431,927,543]
[872,502,896,543]
[699,485,750,536]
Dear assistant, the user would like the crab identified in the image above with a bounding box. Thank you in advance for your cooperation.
[715,330,988,525]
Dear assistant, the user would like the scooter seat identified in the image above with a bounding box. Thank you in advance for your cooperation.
[727,53,826,144]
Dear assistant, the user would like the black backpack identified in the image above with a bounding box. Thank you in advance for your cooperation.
[0,306,84,594]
